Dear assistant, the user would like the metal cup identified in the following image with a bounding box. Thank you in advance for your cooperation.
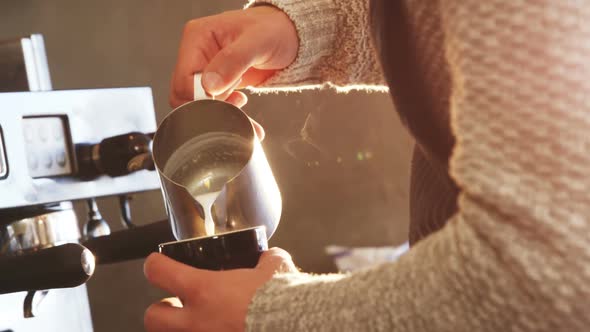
[152,74,281,241]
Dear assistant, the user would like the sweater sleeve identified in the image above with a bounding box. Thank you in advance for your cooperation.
[245,0,386,92]
[246,1,590,331]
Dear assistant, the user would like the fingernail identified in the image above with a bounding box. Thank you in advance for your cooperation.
[202,72,223,94]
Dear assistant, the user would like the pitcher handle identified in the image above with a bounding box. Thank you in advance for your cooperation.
[193,73,210,101]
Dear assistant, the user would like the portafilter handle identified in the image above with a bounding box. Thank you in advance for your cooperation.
[82,219,175,264]
[76,131,154,179]
[0,243,95,295]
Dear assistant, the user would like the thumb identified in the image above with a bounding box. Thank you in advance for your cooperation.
[144,253,211,297]
[202,33,268,96]
[256,247,299,274]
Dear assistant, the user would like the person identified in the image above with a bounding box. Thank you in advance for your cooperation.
[143,0,590,331]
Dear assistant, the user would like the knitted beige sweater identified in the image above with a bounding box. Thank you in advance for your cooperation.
[244,0,590,331]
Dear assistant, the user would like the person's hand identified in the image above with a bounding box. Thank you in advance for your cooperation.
[143,248,298,332]
[170,6,299,109]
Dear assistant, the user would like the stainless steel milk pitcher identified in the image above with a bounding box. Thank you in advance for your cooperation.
[152,74,281,241]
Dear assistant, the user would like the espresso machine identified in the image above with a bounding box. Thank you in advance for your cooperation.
[0,85,183,331]
[0,34,177,331]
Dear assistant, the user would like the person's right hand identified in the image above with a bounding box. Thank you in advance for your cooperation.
[169,6,299,109]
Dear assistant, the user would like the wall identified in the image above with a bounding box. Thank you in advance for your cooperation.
[0,1,413,331]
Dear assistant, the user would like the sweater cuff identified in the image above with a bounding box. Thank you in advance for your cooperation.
[245,0,338,90]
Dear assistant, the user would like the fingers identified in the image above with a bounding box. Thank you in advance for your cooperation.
[257,247,298,274]
[144,300,186,332]
[212,78,243,102]
[170,19,220,106]
[171,27,265,103]
[144,253,206,296]
[169,71,189,108]
[224,90,264,140]
[203,32,266,96]
[226,91,248,108]
[239,68,277,88]
[171,76,247,108]
[170,5,298,107]
[250,118,266,141]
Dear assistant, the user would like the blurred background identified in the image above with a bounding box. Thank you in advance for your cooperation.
[1,0,413,331]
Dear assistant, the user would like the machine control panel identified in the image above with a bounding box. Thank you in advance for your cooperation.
[0,87,160,209]
[0,127,6,179]
[22,116,73,178]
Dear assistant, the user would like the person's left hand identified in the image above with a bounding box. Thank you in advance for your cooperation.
[143,247,298,332]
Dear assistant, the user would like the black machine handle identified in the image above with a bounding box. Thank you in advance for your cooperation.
[0,243,95,295]
[0,220,174,295]
[82,219,175,265]
[76,131,155,179]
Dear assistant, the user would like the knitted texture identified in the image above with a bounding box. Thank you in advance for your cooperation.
[245,0,385,92]
[245,0,590,331]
